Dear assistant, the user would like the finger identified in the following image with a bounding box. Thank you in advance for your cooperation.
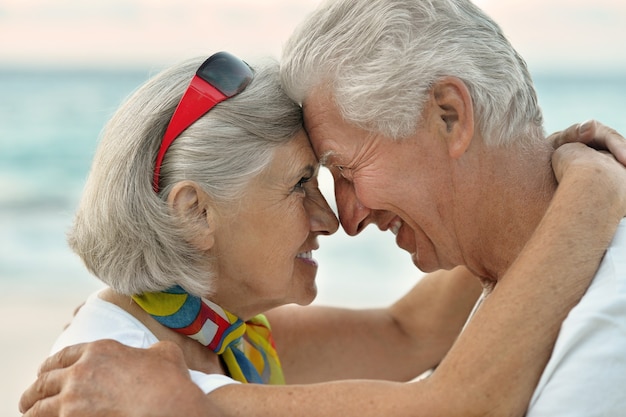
[19,369,63,414]
[549,120,595,149]
[37,344,86,375]
[579,121,626,166]
[581,120,623,148]
[21,395,61,417]
[550,120,626,167]
[603,130,626,167]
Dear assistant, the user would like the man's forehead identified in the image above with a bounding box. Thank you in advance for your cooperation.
[305,125,340,164]
[302,87,337,125]
[302,100,325,130]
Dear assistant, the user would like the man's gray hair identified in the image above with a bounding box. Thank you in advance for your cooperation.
[68,57,302,296]
[281,0,544,146]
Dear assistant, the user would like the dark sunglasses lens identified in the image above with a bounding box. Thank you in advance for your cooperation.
[197,52,254,97]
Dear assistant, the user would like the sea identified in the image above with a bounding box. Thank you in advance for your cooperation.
[0,68,625,415]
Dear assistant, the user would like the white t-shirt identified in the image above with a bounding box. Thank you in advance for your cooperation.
[527,219,626,416]
[51,291,239,395]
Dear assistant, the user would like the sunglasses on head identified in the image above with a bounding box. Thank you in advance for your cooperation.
[153,51,254,192]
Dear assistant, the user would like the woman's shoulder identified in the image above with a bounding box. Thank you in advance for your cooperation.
[50,289,159,355]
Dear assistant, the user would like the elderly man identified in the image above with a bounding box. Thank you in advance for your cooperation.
[279,0,626,415]
[19,0,626,416]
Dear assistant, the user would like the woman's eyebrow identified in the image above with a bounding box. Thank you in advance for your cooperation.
[300,164,316,178]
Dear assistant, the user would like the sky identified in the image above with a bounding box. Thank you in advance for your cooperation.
[1,0,625,74]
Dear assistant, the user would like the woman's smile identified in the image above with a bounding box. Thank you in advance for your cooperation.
[296,250,318,267]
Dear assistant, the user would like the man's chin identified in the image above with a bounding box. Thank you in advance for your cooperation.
[411,253,433,272]
[410,249,447,273]
[394,226,414,253]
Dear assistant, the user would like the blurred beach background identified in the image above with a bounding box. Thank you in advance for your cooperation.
[1,0,625,415]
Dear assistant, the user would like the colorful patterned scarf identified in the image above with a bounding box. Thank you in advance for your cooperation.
[132,285,285,384]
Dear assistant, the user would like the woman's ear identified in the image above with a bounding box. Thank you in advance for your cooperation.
[167,181,216,251]
[430,76,475,159]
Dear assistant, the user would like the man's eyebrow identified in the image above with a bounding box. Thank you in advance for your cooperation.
[318,150,336,166]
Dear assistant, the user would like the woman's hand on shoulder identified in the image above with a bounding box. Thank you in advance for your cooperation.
[549,120,626,166]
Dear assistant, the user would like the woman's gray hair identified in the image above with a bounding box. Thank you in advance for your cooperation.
[68,56,302,296]
[281,0,545,146]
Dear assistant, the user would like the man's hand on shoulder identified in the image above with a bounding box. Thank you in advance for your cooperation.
[19,340,213,417]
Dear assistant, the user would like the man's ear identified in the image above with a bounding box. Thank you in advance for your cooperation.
[430,76,475,159]
[167,181,216,251]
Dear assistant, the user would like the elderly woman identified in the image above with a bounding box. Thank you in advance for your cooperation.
[52,53,338,389]
[23,49,626,417]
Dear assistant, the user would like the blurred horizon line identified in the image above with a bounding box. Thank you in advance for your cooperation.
[1,63,625,79]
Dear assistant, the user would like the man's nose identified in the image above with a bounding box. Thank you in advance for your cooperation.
[334,177,372,236]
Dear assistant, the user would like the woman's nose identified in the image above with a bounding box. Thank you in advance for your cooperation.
[307,188,339,236]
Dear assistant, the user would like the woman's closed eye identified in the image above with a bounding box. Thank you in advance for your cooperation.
[293,176,312,193]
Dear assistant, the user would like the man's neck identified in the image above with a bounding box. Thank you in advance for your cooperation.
[459,141,556,282]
